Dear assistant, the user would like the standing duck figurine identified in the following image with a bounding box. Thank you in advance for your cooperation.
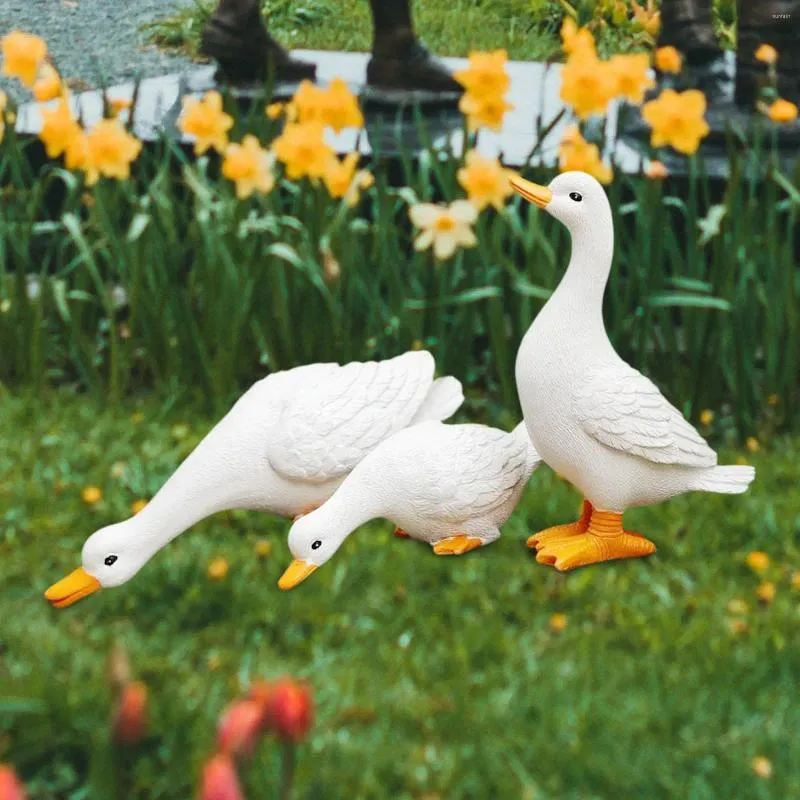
[278,420,540,589]
[510,171,755,572]
[45,351,463,607]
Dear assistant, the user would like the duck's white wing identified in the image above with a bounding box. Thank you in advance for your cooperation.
[574,364,716,467]
[409,424,533,522]
[266,351,438,482]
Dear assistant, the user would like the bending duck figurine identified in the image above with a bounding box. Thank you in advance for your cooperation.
[510,171,755,572]
[278,420,541,589]
[45,351,463,607]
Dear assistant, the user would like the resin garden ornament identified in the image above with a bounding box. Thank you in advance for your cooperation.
[45,352,463,608]
[510,170,756,572]
[278,420,540,589]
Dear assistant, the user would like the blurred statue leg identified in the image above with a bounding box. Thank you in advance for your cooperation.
[366,0,461,92]
[200,0,316,84]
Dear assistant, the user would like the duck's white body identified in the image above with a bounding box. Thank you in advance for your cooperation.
[46,351,464,605]
[279,420,540,587]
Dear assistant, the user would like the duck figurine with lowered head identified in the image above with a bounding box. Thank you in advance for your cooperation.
[510,170,755,571]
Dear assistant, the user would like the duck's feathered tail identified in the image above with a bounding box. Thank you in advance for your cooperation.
[691,465,756,495]
[411,376,464,424]
[512,421,542,476]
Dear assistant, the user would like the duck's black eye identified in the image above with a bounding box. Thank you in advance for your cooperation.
[104,555,118,567]
[569,192,583,202]
[311,540,322,551]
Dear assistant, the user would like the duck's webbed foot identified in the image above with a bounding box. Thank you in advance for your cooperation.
[535,509,656,572]
[527,500,593,549]
[433,534,483,556]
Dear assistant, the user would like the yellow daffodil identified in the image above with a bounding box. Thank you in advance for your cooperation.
[288,80,328,125]
[454,49,510,99]
[458,92,514,132]
[1,30,47,87]
[32,63,62,102]
[321,78,363,132]
[609,53,654,105]
[39,98,81,158]
[558,125,613,184]
[655,46,682,74]
[764,98,798,123]
[456,150,514,211]
[409,199,478,261]
[756,581,776,604]
[699,409,714,426]
[746,551,769,573]
[322,152,372,205]
[645,159,668,179]
[631,0,661,38]
[754,44,778,65]
[85,118,142,182]
[82,486,102,505]
[179,90,234,155]
[549,612,568,633]
[560,18,595,58]
[751,756,773,779]
[559,54,616,120]
[208,558,230,580]
[64,132,99,185]
[222,134,275,199]
[272,122,334,181]
[642,89,710,154]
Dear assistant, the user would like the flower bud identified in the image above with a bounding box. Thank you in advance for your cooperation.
[200,754,243,800]
[217,700,263,756]
[113,680,148,744]
[267,679,314,741]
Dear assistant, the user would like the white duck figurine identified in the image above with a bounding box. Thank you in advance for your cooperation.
[509,170,755,572]
[277,420,540,589]
[45,351,463,607]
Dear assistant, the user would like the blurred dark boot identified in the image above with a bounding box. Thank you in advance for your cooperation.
[366,0,461,93]
[200,0,316,84]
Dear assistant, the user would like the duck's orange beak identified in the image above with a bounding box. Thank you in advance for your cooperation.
[45,567,101,608]
[509,175,553,208]
[278,560,318,591]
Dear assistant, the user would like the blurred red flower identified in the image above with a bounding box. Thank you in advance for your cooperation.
[217,700,263,756]
[113,680,148,744]
[200,754,243,800]
[267,679,314,741]
[0,765,26,800]
[246,681,273,730]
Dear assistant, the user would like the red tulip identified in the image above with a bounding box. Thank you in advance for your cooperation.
[0,765,26,800]
[246,681,273,729]
[217,700,263,756]
[267,679,314,741]
[113,680,148,744]
[200,754,243,800]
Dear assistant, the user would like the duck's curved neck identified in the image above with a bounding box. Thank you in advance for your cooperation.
[305,474,382,548]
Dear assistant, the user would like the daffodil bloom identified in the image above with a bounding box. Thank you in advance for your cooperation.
[320,78,363,132]
[655,46,682,74]
[33,63,62,102]
[609,53,654,105]
[560,18,596,58]
[64,131,99,185]
[764,97,798,123]
[454,49,510,99]
[289,80,328,125]
[558,126,612,185]
[271,122,334,180]
[458,92,514,132]
[179,90,234,155]
[85,118,142,182]
[631,0,661,38]
[1,30,47,87]
[754,44,778,65]
[456,150,514,211]
[559,53,616,120]
[38,98,81,158]
[409,200,478,261]
[265,102,285,120]
[322,152,372,205]
[222,135,275,199]
[642,88,710,154]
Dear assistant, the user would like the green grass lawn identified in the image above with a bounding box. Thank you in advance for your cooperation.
[1,388,798,798]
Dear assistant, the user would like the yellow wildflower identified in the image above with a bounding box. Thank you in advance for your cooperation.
[655,46,682,74]
[457,150,514,211]
[272,122,334,181]
[454,49,510,99]
[645,160,668,179]
[208,558,230,581]
[631,0,661,38]
[458,92,513,132]
[39,98,81,158]
[131,499,148,515]
[409,199,478,261]
[1,30,47,87]
[751,756,773,779]
[82,486,102,505]
[560,18,595,58]
[699,409,714,426]
[255,539,272,558]
[558,125,612,184]
[85,118,142,182]
[179,91,234,155]
[609,53,654,105]
[33,63,62,102]
[746,436,760,453]
[642,89,710,154]
[746,551,769,573]
[322,152,372,205]
[559,54,616,120]
[756,581,776,604]
[549,612,568,633]
[755,44,778,65]
[222,135,275,199]
[765,98,798,123]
